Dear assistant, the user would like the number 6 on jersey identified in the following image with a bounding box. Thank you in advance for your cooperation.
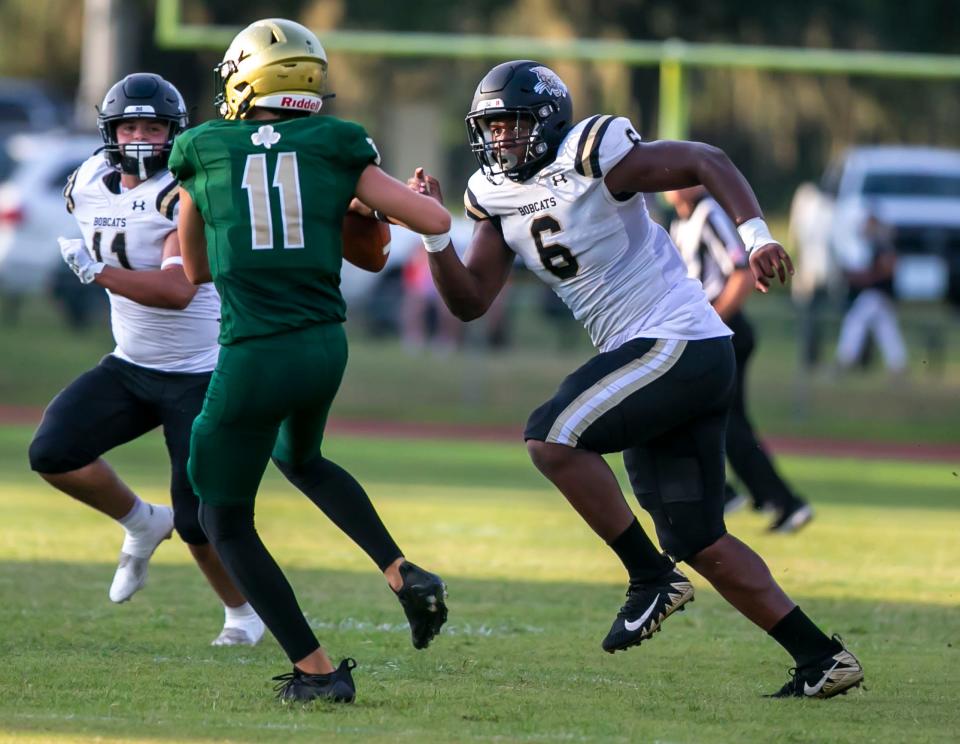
[241,152,304,250]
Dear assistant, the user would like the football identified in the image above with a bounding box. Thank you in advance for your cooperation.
[342,211,390,272]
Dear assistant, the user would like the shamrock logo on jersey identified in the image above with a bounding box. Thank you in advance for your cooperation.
[251,125,281,149]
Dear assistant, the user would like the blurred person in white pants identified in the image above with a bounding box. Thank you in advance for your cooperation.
[835,212,907,374]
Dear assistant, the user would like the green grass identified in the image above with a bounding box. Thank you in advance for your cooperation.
[0,424,958,743]
[2,292,960,444]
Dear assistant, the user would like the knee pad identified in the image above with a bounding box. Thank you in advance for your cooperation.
[660,501,726,562]
[28,434,81,475]
[172,498,208,545]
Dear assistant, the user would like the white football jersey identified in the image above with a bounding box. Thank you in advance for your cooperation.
[464,115,730,352]
[65,155,220,373]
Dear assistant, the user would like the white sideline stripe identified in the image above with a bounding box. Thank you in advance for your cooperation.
[546,339,687,446]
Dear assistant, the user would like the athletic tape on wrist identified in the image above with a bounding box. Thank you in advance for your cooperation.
[737,217,776,254]
[421,232,451,253]
[160,256,184,270]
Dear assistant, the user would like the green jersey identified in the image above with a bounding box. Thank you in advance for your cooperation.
[169,116,379,345]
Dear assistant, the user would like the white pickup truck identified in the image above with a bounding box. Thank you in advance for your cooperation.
[790,145,960,306]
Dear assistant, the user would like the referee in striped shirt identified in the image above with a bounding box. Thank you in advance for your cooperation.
[666,186,813,533]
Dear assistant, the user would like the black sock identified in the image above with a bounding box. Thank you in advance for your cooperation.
[198,501,319,663]
[273,455,402,571]
[769,606,841,668]
[608,517,674,583]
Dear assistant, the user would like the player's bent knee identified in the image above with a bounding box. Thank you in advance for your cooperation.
[173,504,208,545]
[661,503,727,563]
[525,438,572,474]
[27,435,86,475]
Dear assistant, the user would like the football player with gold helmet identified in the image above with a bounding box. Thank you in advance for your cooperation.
[169,19,451,704]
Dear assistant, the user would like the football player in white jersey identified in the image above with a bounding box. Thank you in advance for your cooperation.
[408,60,862,699]
[29,73,264,647]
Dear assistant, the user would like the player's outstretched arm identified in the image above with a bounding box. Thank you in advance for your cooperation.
[177,188,212,285]
[95,231,197,309]
[354,165,450,236]
[57,233,198,309]
[605,141,793,291]
[406,168,514,322]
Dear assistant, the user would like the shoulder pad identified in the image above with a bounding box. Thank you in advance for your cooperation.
[558,115,640,179]
[463,171,494,221]
[154,174,180,221]
[63,155,108,214]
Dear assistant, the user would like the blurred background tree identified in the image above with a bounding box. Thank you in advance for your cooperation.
[2,0,959,208]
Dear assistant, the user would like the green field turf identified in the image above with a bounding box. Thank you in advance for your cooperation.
[2,292,960,445]
[0,424,957,743]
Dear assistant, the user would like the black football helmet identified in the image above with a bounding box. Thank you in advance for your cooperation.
[466,60,573,184]
[97,73,188,179]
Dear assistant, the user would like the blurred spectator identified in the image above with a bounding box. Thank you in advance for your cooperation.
[397,218,511,351]
[834,210,907,375]
[788,182,837,369]
[401,240,463,351]
[667,185,813,533]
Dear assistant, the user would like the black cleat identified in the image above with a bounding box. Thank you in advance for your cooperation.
[768,501,814,534]
[395,561,448,649]
[768,636,864,699]
[272,658,357,703]
[602,567,694,653]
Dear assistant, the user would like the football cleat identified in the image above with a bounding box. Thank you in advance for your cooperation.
[723,486,749,515]
[109,504,174,603]
[395,561,448,649]
[769,501,814,534]
[768,637,864,699]
[602,567,694,653]
[272,658,357,703]
[211,614,266,647]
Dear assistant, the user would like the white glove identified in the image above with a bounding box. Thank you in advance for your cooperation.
[58,237,104,284]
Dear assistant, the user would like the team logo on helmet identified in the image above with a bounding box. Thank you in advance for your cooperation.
[531,66,567,98]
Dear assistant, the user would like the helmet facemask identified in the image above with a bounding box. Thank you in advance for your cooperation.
[102,121,175,180]
[467,106,558,185]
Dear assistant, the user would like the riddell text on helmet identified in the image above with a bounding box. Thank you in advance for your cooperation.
[281,97,321,112]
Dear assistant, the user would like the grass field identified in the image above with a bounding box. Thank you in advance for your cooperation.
[0,424,957,743]
[3,292,960,444]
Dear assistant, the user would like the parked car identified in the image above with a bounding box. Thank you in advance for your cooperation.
[0,77,68,142]
[0,131,102,318]
[793,145,960,305]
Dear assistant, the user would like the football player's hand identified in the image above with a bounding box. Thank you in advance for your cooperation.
[347,198,375,219]
[58,237,105,284]
[749,242,794,293]
[408,167,444,204]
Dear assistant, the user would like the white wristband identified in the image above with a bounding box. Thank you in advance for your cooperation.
[160,256,184,270]
[421,232,451,254]
[737,217,776,254]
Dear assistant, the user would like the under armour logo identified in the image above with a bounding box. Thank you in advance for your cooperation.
[551,173,568,187]
[251,125,281,149]
[131,200,146,211]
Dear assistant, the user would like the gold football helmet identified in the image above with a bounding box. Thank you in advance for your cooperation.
[214,18,328,120]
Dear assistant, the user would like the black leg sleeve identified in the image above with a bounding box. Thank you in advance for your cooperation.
[273,454,403,571]
[198,502,320,663]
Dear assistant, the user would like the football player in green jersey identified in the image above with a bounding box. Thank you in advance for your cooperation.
[168,18,452,704]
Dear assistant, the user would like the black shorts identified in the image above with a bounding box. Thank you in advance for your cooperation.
[29,355,211,544]
[524,336,736,560]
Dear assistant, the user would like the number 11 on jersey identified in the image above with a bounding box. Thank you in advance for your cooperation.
[241,152,304,250]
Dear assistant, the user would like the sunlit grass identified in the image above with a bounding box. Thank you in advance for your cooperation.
[1,425,958,742]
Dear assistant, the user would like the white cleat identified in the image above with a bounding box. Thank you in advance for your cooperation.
[211,615,266,647]
[108,504,174,603]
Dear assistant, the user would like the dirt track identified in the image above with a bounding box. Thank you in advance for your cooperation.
[3,405,956,463]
